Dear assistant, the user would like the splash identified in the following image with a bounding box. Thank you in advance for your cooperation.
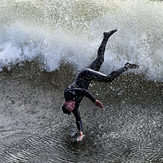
[0,0,163,81]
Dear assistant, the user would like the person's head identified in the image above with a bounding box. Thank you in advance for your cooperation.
[62,101,75,115]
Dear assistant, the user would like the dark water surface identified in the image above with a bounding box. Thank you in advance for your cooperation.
[0,62,162,163]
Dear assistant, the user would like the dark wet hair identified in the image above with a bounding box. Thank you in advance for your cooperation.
[62,104,71,115]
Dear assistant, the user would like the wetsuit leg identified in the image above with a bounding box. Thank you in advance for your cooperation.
[88,37,107,71]
[89,29,117,71]
[79,67,127,83]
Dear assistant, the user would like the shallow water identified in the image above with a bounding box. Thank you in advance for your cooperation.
[0,62,162,163]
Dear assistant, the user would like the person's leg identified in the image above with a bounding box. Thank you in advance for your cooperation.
[89,29,118,71]
[81,62,139,83]
[80,67,127,83]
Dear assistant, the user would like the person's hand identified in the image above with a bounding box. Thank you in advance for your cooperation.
[77,131,84,141]
[95,100,104,108]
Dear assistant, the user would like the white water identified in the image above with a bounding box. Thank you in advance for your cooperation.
[0,0,163,81]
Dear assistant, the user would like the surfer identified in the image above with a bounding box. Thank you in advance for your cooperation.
[62,29,139,141]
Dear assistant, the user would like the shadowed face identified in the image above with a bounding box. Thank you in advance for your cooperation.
[64,101,75,112]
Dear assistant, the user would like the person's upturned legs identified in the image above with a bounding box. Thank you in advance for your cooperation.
[81,62,139,83]
[89,29,118,71]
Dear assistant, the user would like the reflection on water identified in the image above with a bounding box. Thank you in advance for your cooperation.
[0,63,162,163]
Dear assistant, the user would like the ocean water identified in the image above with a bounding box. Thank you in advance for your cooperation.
[0,0,162,162]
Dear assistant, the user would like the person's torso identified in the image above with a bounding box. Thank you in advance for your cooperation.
[64,88,84,103]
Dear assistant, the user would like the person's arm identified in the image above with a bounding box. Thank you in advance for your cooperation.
[83,89,96,103]
[73,110,84,141]
[72,104,83,132]
[71,88,104,108]
[83,89,104,108]
[72,103,85,141]
[95,99,104,108]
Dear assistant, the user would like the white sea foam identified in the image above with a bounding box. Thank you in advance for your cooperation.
[0,0,163,81]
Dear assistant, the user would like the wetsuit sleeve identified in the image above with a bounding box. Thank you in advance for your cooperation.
[72,103,82,132]
[83,89,96,103]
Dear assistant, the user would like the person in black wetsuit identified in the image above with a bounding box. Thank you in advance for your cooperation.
[62,29,139,140]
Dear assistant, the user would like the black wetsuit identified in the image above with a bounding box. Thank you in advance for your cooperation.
[64,32,127,132]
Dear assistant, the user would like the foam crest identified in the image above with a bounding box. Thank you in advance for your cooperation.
[0,0,163,81]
